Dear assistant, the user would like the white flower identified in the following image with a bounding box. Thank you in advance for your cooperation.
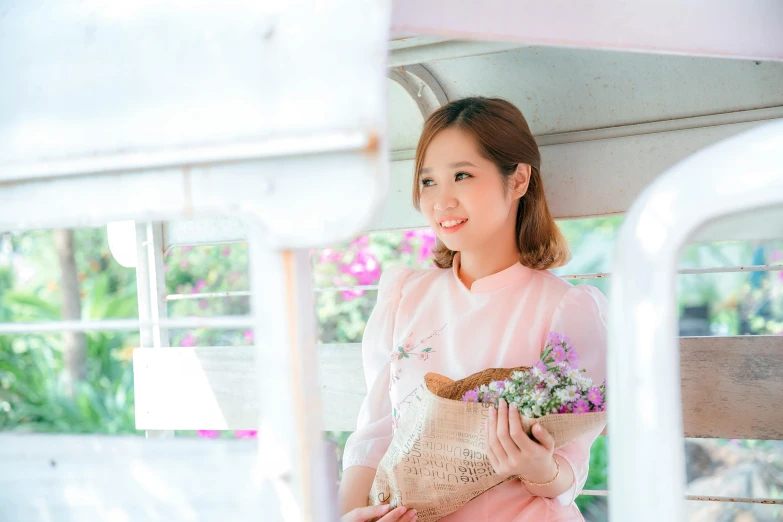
[577,375,593,390]
[522,407,534,417]
[545,374,559,388]
[511,371,525,381]
[489,381,499,392]
[479,384,489,394]
[530,388,549,405]
[506,383,518,395]
[557,385,580,403]
[532,405,542,417]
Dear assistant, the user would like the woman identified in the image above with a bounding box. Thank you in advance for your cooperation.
[340,97,607,522]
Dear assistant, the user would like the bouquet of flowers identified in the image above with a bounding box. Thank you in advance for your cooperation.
[368,332,607,522]
[460,332,606,417]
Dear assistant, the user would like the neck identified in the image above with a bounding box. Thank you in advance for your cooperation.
[457,243,520,289]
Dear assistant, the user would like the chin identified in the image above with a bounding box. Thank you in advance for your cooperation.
[436,236,467,253]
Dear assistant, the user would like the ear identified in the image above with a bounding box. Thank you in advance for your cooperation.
[511,163,531,200]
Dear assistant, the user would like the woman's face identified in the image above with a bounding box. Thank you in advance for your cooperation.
[418,127,527,255]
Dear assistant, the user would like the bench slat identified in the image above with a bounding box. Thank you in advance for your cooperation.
[133,336,783,439]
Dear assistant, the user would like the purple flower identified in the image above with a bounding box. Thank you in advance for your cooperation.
[573,399,590,414]
[179,333,197,347]
[586,387,603,406]
[198,299,208,310]
[403,229,437,263]
[547,332,563,347]
[557,404,571,414]
[552,346,567,363]
[243,329,254,342]
[531,361,548,379]
[462,389,480,403]
[234,430,257,439]
[222,246,232,257]
[197,430,220,439]
[566,348,580,364]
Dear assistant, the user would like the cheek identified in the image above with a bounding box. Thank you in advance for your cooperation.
[467,187,509,223]
[419,192,437,222]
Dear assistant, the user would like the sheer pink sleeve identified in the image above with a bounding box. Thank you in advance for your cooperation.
[543,284,608,507]
[342,265,412,471]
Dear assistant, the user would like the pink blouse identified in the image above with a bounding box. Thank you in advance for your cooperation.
[343,252,608,522]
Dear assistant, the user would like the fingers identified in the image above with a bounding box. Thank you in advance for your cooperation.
[495,399,521,456]
[507,402,536,452]
[345,504,393,522]
[379,506,417,522]
[488,402,508,462]
[531,423,555,453]
[486,435,500,473]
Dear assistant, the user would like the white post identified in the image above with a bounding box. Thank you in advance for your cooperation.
[135,221,174,439]
[246,219,337,522]
[608,120,783,522]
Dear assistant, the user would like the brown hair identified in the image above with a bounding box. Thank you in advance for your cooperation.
[412,96,570,270]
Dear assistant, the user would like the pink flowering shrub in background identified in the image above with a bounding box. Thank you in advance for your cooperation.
[311,230,436,343]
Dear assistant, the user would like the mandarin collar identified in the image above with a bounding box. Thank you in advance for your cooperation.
[451,252,531,294]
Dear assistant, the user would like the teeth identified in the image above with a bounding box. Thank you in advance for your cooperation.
[441,219,466,228]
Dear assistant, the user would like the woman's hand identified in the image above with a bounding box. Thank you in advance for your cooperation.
[340,504,417,522]
[486,398,558,482]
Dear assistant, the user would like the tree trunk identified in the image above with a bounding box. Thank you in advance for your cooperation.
[54,229,87,387]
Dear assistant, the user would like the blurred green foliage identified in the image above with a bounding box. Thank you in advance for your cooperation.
[1,218,781,518]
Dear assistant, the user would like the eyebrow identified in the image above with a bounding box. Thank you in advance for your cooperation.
[419,161,478,175]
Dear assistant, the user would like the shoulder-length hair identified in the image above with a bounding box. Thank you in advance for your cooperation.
[412,96,570,270]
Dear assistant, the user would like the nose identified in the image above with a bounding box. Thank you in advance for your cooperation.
[433,186,458,212]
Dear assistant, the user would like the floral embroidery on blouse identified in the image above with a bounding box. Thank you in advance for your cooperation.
[388,367,402,392]
[389,324,447,361]
[391,387,418,433]
[389,324,448,431]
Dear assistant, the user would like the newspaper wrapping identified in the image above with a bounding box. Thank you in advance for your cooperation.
[368,367,606,522]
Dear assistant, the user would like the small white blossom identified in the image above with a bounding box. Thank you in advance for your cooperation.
[531,405,542,417]
[545,374,559,388]
[530,365,545,380]
[577,375,593,390]
[556,385,580,403]
[530,388,549,405]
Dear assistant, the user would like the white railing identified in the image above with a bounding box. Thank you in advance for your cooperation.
[608,120,783,522]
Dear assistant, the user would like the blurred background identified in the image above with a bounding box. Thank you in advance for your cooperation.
[1,217,782,521]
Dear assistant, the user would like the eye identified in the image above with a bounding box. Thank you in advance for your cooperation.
[421,178,434,187]
[455,172,472,181]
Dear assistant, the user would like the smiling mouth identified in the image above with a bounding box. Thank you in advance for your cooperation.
[439,219,467,233]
